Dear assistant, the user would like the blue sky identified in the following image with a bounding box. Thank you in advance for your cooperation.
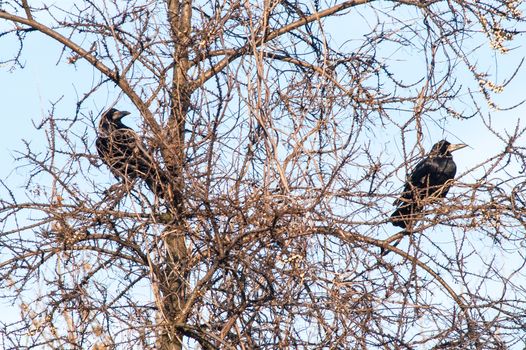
[0,34,134,185]
[2,6,525,185]
[1,1,526,346]
[1,0,526,291]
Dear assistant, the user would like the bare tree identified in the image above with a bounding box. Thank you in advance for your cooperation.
[1,0,526,348]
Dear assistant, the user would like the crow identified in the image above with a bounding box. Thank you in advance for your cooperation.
[390,140,467,229]
[96,108,169,198]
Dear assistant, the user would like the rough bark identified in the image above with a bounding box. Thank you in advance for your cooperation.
[158,1,193,349]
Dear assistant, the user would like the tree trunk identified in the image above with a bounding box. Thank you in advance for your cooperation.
[159,0,193,349]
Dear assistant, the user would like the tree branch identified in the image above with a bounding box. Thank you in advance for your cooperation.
[20,0,33,21]
[0,11,162,136]
[191,0,371,90]
[322,227,473,325]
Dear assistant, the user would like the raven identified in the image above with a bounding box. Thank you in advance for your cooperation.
[390,140,467,229]
[96,108,169,197]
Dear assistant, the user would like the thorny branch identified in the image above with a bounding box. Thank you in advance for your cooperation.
[0,0,525,349]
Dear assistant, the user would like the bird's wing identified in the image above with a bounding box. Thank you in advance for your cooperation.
[117,128,159,165]
[123,130,171,195]
[409,157,434,187]
[95,136,107,158]
[393,157,433,206]
[111,127,139,147]
[99,125,170,197]
[410,156,456,200]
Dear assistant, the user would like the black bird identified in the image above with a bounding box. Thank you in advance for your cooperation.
[96,108,169,197]
[390,140,467,229]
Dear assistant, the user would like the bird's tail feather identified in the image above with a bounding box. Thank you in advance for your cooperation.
[390,207,408,229]
[141,170,172,200]
[390,204,421,229]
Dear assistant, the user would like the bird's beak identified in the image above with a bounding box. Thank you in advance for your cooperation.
[448,143,468,152]
[119,111,131,117]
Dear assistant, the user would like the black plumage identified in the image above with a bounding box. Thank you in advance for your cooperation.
[390,140,467,229]
[96,108,169,197]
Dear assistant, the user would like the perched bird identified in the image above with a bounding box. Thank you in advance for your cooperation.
[96,108,169,197]
[390,140,467,229]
